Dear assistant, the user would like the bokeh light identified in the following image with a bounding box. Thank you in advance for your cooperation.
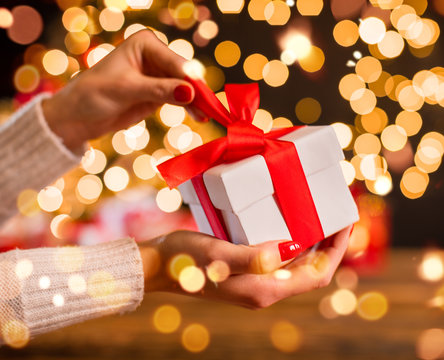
[418,252,444,282]
[104,166,130,192]
[248,0,271,20]
[333,20,359,47]
[295,97,322,124]
[355,56,382,83]
[298,46,325,73]
[400,166,429,199]
[330,289,357,315]
[169,39,194,60]
[81,148,107,174]
[156,187,182,212]
[244,53,268,80]
[43,49,69,76]
[270,321,302,353]
[340,160,356,185]
[178,265,206,293]
[377,30,405,58]
[99,7,125,32]
[217,0,245,13]
[416,328,444,360]
[350,88,377,115]
[14,65,40,93]
[263,60,289,87]
[7,6,43,45]
[356,292,388,321]
[153,305,181,333]
[37,186,63,212]
[168,254,196,281]
[264,0,291,25]
[1,320,30,348]
[335,267,359,289]
[359,17,386,44]
[133,154,157,180]
[62,7,88,32]
[360,107,388,134]
[181,324,210,353]
[214,40,241,67]
[77,174,103,201]
[381,125,408,152]
[339,73,366,100]
[50,214,71,239]
[296,0,323,15]
[0,8,14,29]
[207,260,230,282]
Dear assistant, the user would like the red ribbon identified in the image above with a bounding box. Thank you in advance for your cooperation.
[158,77,324,250]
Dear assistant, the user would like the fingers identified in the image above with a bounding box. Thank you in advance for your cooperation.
[151,228,352,309]
[134,75,195,105]
[211,239,287,275]
[286,226,352,287]
[133,29,187,79]
[318,225,352,276]
[158,231,287,276]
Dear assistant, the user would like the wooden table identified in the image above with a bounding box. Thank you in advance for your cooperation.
[1,249,443,360]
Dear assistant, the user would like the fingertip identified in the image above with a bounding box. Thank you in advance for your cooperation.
[252,246,284,274]
[173,83,194,104]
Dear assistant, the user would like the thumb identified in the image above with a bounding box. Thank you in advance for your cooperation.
[248,240,294,274]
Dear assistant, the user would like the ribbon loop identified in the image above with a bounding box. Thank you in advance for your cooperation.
[225,83,259,123]
[225,123,265,163]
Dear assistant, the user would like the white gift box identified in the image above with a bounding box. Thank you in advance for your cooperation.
[179,126,359,246]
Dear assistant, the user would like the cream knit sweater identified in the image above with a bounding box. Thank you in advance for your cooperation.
[0,95,145,348]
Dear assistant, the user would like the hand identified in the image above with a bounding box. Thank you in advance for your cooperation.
[42,30,197,151]
[139,226,352,309]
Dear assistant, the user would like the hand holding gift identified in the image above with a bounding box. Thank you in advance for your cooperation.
[139,226,352,309]
[158,78,359,259]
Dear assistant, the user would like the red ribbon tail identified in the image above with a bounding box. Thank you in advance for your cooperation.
[191,175,230,242]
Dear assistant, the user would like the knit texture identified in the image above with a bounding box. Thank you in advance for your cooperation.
[0,96,145,347]
[0,94,79,226]
[0,239,144,348]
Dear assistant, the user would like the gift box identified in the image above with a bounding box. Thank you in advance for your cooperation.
[158,77,359,255]
[178,125,359,245]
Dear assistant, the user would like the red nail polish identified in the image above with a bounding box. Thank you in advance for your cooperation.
[279,241,302,261]
[174,85,193,103]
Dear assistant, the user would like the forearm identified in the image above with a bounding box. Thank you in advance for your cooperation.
[0,95,81,226]
[0,238,144,348]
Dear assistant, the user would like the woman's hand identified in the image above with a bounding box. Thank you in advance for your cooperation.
[42,30,196,151]
[139,226,352,309]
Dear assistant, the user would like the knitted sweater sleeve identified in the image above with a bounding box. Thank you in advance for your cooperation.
[0,95,145,347]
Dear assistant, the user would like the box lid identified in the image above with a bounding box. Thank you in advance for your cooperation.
[278,126,344,176]
[202,125,344,213]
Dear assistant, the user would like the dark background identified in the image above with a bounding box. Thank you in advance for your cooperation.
[1,0,443,247]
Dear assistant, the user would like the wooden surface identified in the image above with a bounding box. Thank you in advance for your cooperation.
[1,249,443,360]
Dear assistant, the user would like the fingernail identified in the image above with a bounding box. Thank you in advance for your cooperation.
[279,241,302,262]
[174,84,193,103]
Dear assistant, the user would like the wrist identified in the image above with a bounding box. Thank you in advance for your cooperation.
[138,241,165,292]
[42,94,85,152]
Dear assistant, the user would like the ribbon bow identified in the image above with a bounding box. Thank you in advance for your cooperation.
[158,77,324,247]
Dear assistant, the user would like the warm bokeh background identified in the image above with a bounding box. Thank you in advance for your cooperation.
[1,0,444,358]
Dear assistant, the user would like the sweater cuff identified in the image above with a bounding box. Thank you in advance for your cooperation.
[0,239,144,347]
[0,94,84,223]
